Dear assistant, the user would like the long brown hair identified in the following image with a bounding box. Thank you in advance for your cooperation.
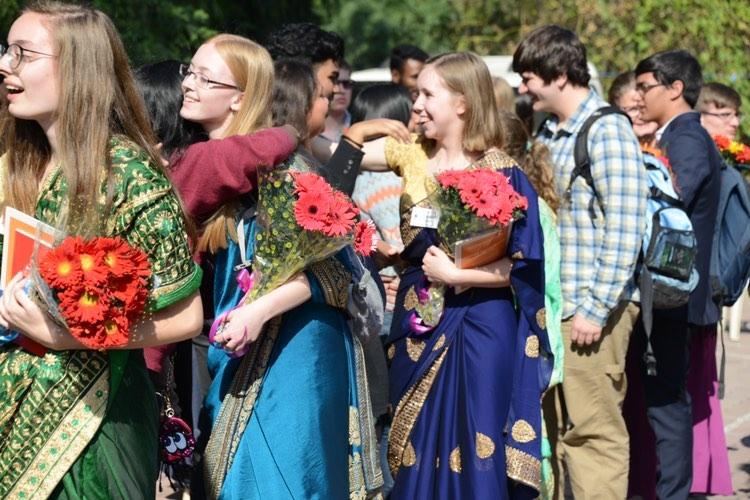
[498,110,559,213]
[0,1,162,234]
[195,34,274,254]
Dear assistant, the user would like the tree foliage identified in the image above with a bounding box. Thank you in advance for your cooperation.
[2,0,749,136]
[314,0,750,137]
[1,1,317,66]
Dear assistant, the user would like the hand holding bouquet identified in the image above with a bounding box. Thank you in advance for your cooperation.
[29,236,151,349]
[210,162,377,357]
[409,168,527,334]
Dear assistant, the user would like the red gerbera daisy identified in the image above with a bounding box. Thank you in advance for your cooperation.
[713,135,731,151]
[76,246,108,286]
[294,191,331,231]
[58,287,110,325]
[471,193,503,219]
[436,170,463,189]
[737,145,750,164]
[291,171,332,196]
[38,245,83,289]
[98,314,130,348]
[110,276,149,318]
[93,237,147,279]
[323,192,358,237]
[68,322,101,347]
[354,220,378,256]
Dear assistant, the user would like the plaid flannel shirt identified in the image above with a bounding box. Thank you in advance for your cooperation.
[538,91,647,326]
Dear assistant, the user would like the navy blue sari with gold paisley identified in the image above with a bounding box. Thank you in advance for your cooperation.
[384,140,552,499]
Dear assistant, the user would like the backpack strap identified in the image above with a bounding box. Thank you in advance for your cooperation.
[568,106,631,219]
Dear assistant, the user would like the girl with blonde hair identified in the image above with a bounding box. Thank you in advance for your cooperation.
[359,52,552,498]
[0,2,203,497]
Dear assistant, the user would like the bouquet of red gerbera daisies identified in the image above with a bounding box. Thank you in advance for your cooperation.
[433,168,527,250]
[244,165,376,302]
[30,236,151,349]
[409,168,527,335]
[209,159,378,357]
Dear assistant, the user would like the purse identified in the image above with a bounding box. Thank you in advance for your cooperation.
[158,357,195,464]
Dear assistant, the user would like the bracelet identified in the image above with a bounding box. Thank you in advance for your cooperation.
[341,134,363,149]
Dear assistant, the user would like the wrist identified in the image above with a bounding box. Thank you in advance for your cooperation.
[343,124,365,147]
[448,267,464,287]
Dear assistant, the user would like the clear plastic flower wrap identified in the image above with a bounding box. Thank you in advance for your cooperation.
[408,168,527,335]
[209,157,377,357]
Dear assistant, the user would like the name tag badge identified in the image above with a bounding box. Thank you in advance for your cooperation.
[410,206,439,229]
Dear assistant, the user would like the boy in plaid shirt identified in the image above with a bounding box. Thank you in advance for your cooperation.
[513,25,648,499]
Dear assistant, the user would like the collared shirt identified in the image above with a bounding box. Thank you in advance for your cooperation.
[538,90,647,326]
[655,113,681,142]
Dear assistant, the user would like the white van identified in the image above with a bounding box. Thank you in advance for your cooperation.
[351,55,604,95]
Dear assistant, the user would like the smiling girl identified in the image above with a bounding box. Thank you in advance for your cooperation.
[0,2,204,499]
[358,52,551,499]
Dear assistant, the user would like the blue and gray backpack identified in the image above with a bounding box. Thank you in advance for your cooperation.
[570,106,698,375]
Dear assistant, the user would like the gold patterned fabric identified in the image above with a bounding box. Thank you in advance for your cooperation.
[0,136,201,498]
[388,348,449,477]
[308,257,352,310]
[475,432,496,459]
[506,446,541,490]
[204,317,282,498]
[384,146,548,496]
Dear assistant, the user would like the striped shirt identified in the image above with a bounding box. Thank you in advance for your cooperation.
[538,91,647,326]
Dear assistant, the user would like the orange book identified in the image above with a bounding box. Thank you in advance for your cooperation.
[1,207,59,356]
[453,225,512,294]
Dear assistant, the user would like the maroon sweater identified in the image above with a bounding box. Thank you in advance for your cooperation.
[169,127,296,224]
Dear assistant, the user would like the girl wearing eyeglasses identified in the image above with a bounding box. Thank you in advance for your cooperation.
[0,2,204,498]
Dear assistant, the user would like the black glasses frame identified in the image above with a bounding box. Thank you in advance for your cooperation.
[179,63,239,90]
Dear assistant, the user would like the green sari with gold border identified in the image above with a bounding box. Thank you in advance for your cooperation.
[0,137,202,499]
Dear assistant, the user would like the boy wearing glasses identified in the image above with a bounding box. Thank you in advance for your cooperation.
[635,50,726,498]
[698,82,742,140]
[513,25,647,499]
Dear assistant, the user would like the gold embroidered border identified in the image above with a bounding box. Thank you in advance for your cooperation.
[8,370,109,499]
[308,258,351,310]
[399,212,424,250]
[505,445,541,490]
[351,336,383,492]
[203,317,281,499]
[387,347,449,478]
[433,334,446,352]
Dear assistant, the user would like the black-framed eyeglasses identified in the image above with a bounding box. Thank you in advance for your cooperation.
[337,79,353,89]
[701,110,742,121]
[0,43,56,71]
[179,63,239,90]
[621,105,641,115]
[635,82,663,95]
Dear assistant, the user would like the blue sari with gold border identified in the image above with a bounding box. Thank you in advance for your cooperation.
[385,152,552,499]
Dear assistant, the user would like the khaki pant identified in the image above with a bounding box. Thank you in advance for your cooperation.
[543,301,640,500]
